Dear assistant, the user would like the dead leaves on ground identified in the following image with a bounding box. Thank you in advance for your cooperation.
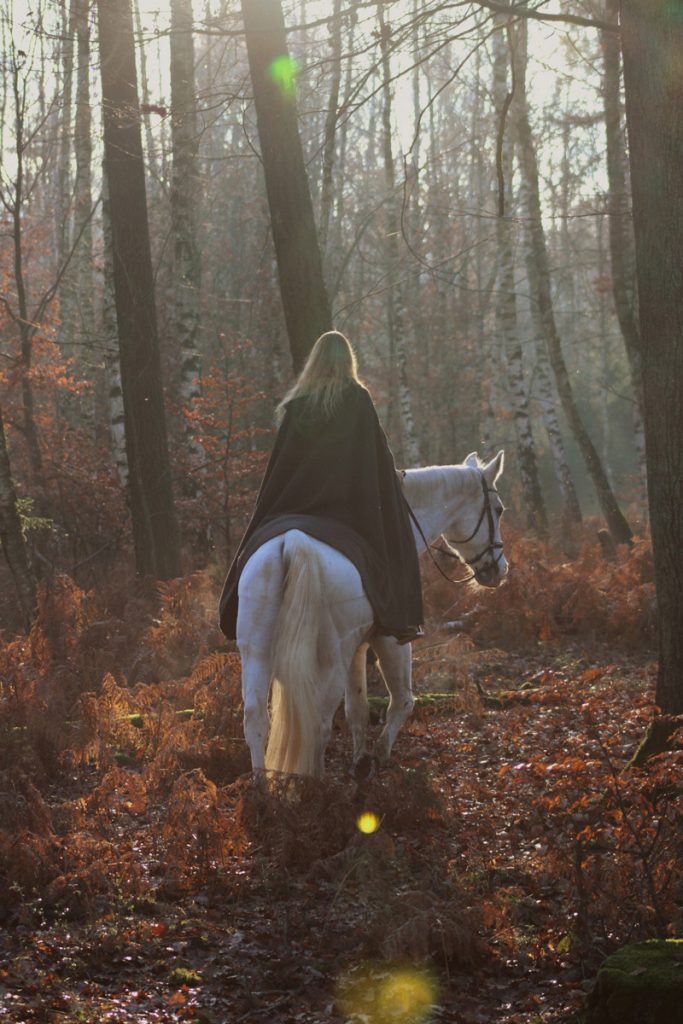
[0,530,681,1022]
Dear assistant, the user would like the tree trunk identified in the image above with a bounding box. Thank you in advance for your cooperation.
[620,0,683,714]
[101,166,129,488]
[0,407,36,630]
[240,0,331,372]
[492,22,546,533]
[318,0,342,258]
[97,0,181,579]
[513,19,633,546]
[133,0,160,183]
[9,54,44,484]
[169,0,202,449]
[533,328,583,534]
[55,0,75,273]
[602,0,647,502]
[327,17,354,300]
[74,0,95,389]
[377,4,421,466]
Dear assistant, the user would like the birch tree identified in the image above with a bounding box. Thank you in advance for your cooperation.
[492,19,546,532]
[602,0,646,497]
[169,0,202,440]
[512,17,632,546]
[73,0,95,382]
[101,167,128,487]
[377,4,421,466]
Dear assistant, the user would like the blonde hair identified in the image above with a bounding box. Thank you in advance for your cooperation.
[276,331,361,422]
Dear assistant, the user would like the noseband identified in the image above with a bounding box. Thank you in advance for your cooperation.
[406,471,504,584]
[454,474,506,574]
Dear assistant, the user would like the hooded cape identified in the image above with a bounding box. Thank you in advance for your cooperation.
[218,381,423,640]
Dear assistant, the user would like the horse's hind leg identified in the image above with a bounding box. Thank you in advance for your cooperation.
[371,635,414,765]
[236,543,285,773]
[345,643,370,770]
[240,649,272,773]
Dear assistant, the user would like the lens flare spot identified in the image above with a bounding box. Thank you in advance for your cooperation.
[357,812,380,834]
[378,970,435,1021]
[336,964,438,1024]
[267,55,299,98]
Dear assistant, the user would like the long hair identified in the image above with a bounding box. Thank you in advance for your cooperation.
[276,331,361,422]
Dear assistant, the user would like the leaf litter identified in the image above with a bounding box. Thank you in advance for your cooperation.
[1,529,680,1023]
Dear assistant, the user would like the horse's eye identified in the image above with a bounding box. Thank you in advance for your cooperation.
[496,506,504,518]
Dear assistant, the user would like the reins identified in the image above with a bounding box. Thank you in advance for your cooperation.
[403,471,503,585]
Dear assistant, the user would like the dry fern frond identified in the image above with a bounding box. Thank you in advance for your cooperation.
[88,767,148,817]
[379,890,485,968]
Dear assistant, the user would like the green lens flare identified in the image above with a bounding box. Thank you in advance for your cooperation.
[268,55,299,98]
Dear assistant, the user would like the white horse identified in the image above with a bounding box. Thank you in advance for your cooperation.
[236,451,507,777]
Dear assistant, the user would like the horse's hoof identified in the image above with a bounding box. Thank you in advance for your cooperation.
[353,753,377,782]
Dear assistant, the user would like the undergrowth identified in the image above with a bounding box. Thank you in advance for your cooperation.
[0,522,679,994]
[423,523,656,649]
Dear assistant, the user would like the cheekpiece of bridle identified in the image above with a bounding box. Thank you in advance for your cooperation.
[406,471,504,585]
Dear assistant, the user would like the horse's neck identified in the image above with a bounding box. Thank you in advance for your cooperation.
[403,466,476,549]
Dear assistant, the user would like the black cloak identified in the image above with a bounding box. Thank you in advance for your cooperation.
[218,381,423,641]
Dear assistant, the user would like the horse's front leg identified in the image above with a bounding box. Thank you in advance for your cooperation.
[371,635,414,765]
[345,643,370,770]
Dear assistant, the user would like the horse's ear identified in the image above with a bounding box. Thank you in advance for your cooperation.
[483,450,505,484]
[464,452,479,468]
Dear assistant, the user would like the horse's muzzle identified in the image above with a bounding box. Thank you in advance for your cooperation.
[475,560,507,588]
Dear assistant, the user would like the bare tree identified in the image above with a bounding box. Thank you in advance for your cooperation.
[377,4,421,466]
[240,0,331,372]
[602,0,646,498]
[101,166,128,488]
[492,18,546,532]
[0,406,36,628]
[97,0,181,578]
[73,0,95,385]
[2,45,45,484]
[512,17,632,546]
[170,0,202,452]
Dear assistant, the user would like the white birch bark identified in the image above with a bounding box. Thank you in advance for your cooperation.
[492,22,546,533]
[74,0,95,383]
[377,4,421,467]
[602,0,647,510]
[318,0,342,259]
[133,0,160,182]
[513,17,632,545]
[170,0,202,462]
[101,167,129,488]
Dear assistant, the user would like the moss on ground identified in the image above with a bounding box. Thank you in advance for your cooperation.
[587,939,683,1024]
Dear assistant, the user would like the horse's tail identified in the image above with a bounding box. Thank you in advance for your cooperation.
[265,532,331,776]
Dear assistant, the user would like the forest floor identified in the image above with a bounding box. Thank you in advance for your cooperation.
[1,531,680,1023]
[1,629,674,1024]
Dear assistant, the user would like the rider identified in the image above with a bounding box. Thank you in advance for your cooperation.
[218,331,424,644]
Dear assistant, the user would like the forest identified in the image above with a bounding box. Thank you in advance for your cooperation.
[0,0,682,1021]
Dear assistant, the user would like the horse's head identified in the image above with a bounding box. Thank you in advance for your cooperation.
[446,451,508,588]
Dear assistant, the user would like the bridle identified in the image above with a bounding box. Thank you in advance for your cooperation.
[405,471,505,585]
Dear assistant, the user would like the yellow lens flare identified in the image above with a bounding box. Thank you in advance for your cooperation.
[267,55,299,98]
[356,812,380,834]
[336,964,438,1024]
